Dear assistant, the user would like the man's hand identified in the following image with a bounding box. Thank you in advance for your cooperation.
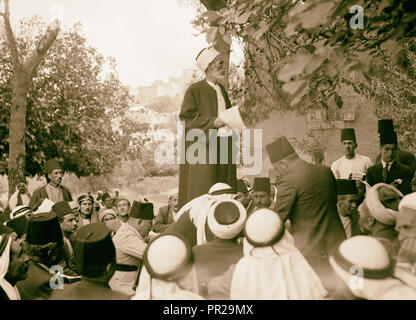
[213,118,226,128]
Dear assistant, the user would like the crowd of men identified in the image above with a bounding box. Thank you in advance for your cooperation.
[0,115,416,300]
[0,45,416,300]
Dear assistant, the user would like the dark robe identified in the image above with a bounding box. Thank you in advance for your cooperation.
[273,159,347,293]
[153,204,175,233]
[28,185,73,211]
[192,239,243,296]
[178,79,237,209]
[366,160,413,195]
[16,261,54,300]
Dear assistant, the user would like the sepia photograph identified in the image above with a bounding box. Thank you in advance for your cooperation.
[0,0,416,312]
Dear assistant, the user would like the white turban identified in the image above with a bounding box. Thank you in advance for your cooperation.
[196,46,220,73]
[207,200,246,240]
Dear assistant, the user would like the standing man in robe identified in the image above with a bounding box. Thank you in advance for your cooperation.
[28,159,72,211]
[178,46,237,209]
[266,136,346,293]
[331,128,372,179]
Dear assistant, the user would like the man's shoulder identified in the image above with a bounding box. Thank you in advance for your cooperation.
[187,79,208,90]
[356,154,372,163]
[158,205,170,215]
[32,185,47,194]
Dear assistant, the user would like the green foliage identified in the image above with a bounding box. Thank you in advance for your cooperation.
[0,16,147,177]
[147,95,180,114]
[192,0,416,150]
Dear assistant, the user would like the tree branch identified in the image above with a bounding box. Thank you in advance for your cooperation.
[1,0,20,67]
[24,20,60,76]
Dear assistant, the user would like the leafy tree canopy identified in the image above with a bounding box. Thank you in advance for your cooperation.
[0,16,146,177]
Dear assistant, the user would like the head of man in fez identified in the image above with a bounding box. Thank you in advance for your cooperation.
[336,179,359,217]
[75,223,116,282]
[6,206,32,243]
[45,159,63,187]
[234,179,250,208]
[252,177,272,209]
[15,176,28,195]
[266,136,300,180]
[0,234,30,289]
[340,128,357,159]
[378,121,398,163]
[196,46,226,83]
[358,183,403,236]
[102,193,113,209]
[78,194,94,217]
[24,211,64,268]
[52,201,78,239]
[128,201,155,239]
[168,189,179,213]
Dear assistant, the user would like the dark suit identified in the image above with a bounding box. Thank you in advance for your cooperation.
[16,261,54,300]
[273,159,346,292]
[375,148,416,177]
[153,205,175,233]
[178,79,237,209]
[28,185,73,210]
[49,279,130,300]
[366,160,413,195]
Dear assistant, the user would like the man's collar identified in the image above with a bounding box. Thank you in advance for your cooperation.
[381,159,395,168]
[206,78,217,89]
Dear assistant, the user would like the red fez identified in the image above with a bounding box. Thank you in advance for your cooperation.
[26,212,63,245]
[45,159,61,174]
[236,179,248,194]
[75,223,115,277]
[341,128,356,143]
[380,130,398,146]
[378,119,394,134]
[266,136,296,164]
[336,179,357,195]
[129,201,154,220]
[52,201,73,219]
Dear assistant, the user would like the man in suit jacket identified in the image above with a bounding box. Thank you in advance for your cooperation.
[367,129,413,195]
[28,159,72,211]
[336,179,363,238]
[153,189,178,233]
[266,136,346,293]
[178,46,237,209]
[50,223,130,300]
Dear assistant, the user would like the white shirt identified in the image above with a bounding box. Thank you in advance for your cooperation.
[206,79,226,115]
[331,154,372,179]
[381,160,394,171]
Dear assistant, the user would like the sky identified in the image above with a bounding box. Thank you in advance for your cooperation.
[7,0,208,87]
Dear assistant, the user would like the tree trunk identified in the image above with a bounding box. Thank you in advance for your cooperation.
[8,67,29,198]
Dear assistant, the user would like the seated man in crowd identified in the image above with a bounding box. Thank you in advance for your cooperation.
[115,198,131,224]
[358,183,403,261]
[77,194,98,226]
[336,179,363,238]
[98,208,121,237]
[52,201,79,277]
[0,234,30,300]
[153,189,179,233]
[50,223,130,300]
[234,179,253,212]
[249,177,273,215]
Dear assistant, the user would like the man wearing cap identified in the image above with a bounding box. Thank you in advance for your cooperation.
[367,126,413,195]
[192,200,246,297]
[178,46,237,209]
[17,212,65,300]
[396,192,416,267]
[50,223,130,300]
[153,189,179,233]
[109,201,154,296]
[331,128,372,180]
[266,136,346,292]
[28,159,73,211]
[98,208,121,236]
[115,198,130,224]
[0,235,30,300]
[52,201,79,277]
[77,193,98,226]
[336,179,363,238]
[5,206,32,241]
[358,183,403,260]
[7,176,31,212]
[250,177,273,214]
[375,119,416,177]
